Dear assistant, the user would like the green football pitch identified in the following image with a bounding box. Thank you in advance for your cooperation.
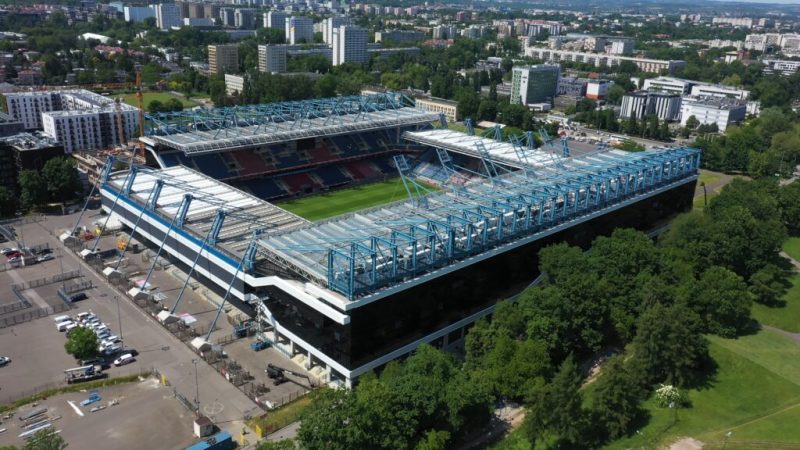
[278,178,436,222]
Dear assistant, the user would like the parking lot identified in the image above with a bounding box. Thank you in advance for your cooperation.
[0,378,196,450]
[0,211,264,436]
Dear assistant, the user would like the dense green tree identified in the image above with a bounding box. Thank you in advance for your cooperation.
[41,158,82,203]
[778,181,800,235]
[690,266,753,337]
[590,356,645,441]
[18,170,48,209]
[298,389,366,450]
[748,263,787,306]
[631,303,709,386]
[522,356,585,448]
[147,99,164,113]
[64,327,99,362]
[415,430,450,450]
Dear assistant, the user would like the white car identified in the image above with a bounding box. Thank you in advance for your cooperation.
[37,254,54,262]
[0,248,17,255]
[113,353,135,366]
[0,356,10,366]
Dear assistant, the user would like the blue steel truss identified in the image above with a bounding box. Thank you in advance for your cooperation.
[145,92,413,137]
[318,146,701,300]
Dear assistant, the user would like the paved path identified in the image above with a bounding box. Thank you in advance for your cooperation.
[693,170,735,201]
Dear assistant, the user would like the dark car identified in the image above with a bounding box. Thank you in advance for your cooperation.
[68,293,88,303]
[80,357,110,369]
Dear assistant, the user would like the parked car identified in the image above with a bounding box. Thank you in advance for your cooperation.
[68,293,88,303]
[56,320,74,332]
[80,357,108,368]
[102,344,121,355]
[0,247,17,255]
[0,356,10,366]
[37,254,54,262]
[5,251,22,259]
[113,353,135,366]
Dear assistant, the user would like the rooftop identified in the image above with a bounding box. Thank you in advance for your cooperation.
[143,93,440,155]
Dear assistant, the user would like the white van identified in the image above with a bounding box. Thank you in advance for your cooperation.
[113,353,134,366]
[53,315,71,323]
[56,320,74,332]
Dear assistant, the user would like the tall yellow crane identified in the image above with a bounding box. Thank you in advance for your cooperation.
[135,65,145,159]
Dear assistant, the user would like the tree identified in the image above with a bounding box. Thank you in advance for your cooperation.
[415,430,450,450]
[256,441,297,450]
[522,356,585,447]
[0,186,16,218]
[690,266,753,338]
[685,115,700,130]
[631,303,709,387]
[41,158,82,203]
[18,170,48,209]
[165,98,184,112]
[298,389,366,450]
[778,181,800,234]
[64,327,99,361]
[147,100,164,113]
[590,356,644,441]
[23,427,66,450]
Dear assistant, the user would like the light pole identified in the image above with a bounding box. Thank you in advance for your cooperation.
[115,295,123,351]
[699,181,707,207]
[192,358,200,413]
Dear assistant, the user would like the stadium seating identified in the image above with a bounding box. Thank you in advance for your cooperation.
[238,178,287,200]
[231,150,271,175]
[314,166,351,186]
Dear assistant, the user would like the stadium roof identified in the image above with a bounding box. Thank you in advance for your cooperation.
[105,165,308,259]
[143,93,440,155]
[261,143,701,301]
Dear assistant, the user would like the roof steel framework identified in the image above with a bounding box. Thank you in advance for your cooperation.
[262,145,701,300]
[144,93,440,155]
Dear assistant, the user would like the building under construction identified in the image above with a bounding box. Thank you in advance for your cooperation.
[98,93,700,386]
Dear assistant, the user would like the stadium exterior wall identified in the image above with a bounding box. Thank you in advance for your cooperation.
[260,178,696,373]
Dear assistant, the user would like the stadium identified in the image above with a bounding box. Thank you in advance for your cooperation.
[97,92,700,387]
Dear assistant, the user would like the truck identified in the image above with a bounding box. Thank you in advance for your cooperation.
[64,365,107,384]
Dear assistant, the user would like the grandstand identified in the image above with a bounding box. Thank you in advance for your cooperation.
[99,104,701,386]
[141,93,440,201]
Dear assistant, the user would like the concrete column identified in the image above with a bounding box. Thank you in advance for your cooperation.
[306,350,312,370]
[442,333,450,347]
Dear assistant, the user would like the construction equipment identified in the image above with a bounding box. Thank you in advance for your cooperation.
[265,363,309,385]
[64,365,107,384]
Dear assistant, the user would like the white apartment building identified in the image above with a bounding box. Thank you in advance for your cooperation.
[322,16,351,44]
[286,16,314,44]
[5,90,139,153]
[5,92,59,129]
[690,84,749,100]
[264,11,287,29]
[680,96,747,132]
[524,48,686,74]
[154,3,182,30]
[258,44,288,73]
[224,74,245,95]
[332,25,369,66]
[712,17,754,28]
[762,59,800,76]
[124,6,155,23]
[414,97,458,123]
[432,25,457,40]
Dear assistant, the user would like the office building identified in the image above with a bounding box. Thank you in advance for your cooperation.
[712,17,754,28]
[620,91,681,121]
[680,96,747,132]
[0,133,64,194]
[154,3,182,30]
[586,80,611,100]
[557,77,588,97]
[234,8,256,29]
[184,18,215,28]
[690,84,749,100]
[332,25,369,66]
[510,65,560,106]
[208,44,239,75]
[258,44,288,73]
[287,16,314,44]
[322,16,351,44]
[642,76,692,95]
[264,10,287,29]
[124,6,155,23]
[762,59,800,76]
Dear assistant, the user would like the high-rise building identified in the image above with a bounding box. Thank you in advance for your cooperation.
[264,10,287,29]
[154,3,182,30]
[332,25,368,66]
[208,44,239,76]
[510,65,560,106]
[432,25,457,40]
[234,8,256,29]
[219,8,235,27]
[124,6,155,23]
[287,16,314,44]
[375,30,426,43]
[258,44,288,73]
[322,16,351,44]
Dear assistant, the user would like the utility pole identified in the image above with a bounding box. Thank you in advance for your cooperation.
[192,358,200,413]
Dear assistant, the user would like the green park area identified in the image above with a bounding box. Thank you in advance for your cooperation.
[121,92,197,110]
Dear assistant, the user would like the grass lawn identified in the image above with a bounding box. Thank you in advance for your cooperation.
[491,329,800,450]
[279,179,437,222]
[697,171,722,186]
[121,92,197,109]
[783,237,800,263]
[248,395,311,436]
[693,189,719,211]
[752,273,800,333]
